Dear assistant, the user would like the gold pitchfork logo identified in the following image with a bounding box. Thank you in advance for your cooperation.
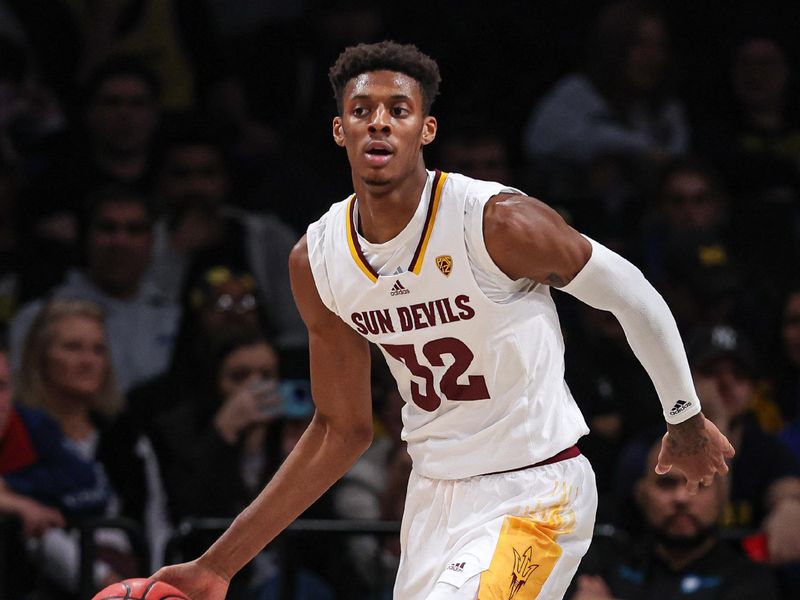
[508,546,538,599]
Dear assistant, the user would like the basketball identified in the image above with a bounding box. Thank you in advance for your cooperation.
[91,578,190,600]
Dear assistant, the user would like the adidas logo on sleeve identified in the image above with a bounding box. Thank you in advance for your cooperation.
[669,399,693,417]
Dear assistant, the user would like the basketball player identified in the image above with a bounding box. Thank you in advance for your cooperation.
[153,41,734,600]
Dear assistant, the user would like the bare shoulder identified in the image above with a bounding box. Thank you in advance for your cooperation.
[289,234,310,270]
[483,193,591,286]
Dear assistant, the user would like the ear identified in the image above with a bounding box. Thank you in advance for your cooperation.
[421,115,437,146]
[332,116,345,147]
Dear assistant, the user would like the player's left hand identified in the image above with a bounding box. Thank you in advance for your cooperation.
[656,412,735,494]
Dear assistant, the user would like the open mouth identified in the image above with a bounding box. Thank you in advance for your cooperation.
[365,145,393,166]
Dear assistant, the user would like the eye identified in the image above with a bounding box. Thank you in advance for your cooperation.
[391,106,409,117]
[352,106,368,118]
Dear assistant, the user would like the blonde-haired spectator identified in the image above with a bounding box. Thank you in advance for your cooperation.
[16,298,168,591]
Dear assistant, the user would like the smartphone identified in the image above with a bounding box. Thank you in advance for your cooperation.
[278,379,314,419]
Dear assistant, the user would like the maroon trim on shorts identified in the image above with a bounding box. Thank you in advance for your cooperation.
[483,445,581,476]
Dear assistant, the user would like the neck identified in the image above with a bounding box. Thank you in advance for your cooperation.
[748,107,783,131]
[94,150,147,181]
[91,274,140,300]
[46,393,95,442]
[353,162,428,244]
[655,536,716,571]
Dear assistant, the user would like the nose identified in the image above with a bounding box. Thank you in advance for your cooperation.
[671,483,693,504]
[368,105,391,134]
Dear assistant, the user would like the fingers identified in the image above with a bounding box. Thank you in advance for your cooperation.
[655,439,672,475]
[655,461,672,475]
[686,478,700,495]
[723,439,736,458]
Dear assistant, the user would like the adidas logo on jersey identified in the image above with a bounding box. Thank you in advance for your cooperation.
[390,280,410,296]
[447,562,465,573]
[669,399,693,417]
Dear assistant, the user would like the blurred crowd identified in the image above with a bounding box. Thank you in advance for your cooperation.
[0,1,799,599]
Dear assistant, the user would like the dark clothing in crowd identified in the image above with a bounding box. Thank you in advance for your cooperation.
[1,404,111,516]
[571,533,781,600]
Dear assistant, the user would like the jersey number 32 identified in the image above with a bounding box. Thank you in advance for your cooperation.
[381,337,490,411]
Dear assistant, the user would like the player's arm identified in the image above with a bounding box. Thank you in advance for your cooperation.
[153,236,373,598]
[483,194,734,492]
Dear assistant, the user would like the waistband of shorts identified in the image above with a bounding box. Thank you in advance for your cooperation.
[483,445,581,476]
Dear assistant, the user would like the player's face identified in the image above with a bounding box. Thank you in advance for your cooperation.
[333,70,436,188]
[45,316,109,400]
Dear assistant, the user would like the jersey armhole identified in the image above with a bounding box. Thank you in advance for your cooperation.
[465,184,527,286]
[306,218,339,316]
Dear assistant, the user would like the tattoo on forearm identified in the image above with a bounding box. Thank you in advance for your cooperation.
[547,273,567,287]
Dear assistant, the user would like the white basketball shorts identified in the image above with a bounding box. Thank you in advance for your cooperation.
[393,451,597,600]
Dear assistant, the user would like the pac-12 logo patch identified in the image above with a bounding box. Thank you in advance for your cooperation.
[436,255,453,276]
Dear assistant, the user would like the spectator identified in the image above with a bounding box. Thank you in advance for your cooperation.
[9,184,180,393]
[68,1,215,111]
[14,299,149,593]
[523,0,689,236]
[775,285,800,458]
[701,37,800,205]
[152,329,284,522]
[569,437,780,599]
[687,325,800,564]
[0,34,65,169]
[150,329,320,598]
[640,157,745,333]
[435,122,514,185]
[0,335,104,597]
[699,36,800,283]
[147,116,306,358]
[126,261,273,430]
[0,164,21,326]
[19,56,162,296]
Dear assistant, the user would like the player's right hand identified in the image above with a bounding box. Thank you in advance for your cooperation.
[656,412,735,494]
[151,559,229,600]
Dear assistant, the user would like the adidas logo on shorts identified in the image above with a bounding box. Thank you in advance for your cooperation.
[447,562,465,573]
[390,280,410,296]
[669,399,693,417]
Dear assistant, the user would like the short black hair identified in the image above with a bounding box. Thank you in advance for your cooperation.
[84,184,155,225]
[328,40,441,115]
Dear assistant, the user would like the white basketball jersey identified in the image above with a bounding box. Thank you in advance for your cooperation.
[306,170,588,479]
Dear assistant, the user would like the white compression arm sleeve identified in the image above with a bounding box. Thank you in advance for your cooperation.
[560,236,701,424]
